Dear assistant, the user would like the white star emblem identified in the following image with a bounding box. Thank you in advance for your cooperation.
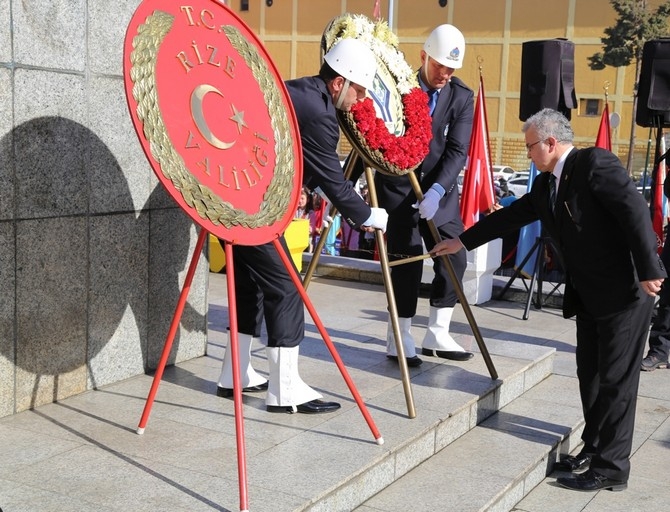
[229,104,248,134]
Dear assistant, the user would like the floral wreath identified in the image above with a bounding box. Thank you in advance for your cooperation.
[322,14,432,176]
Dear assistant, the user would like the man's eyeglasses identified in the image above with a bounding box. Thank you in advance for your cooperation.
[525,139,545,151]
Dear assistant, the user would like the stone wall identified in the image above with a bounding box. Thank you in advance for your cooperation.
[0,1,208,417]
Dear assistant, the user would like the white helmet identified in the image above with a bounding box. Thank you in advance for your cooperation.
[423,24,465,69]
[324,38,377,90]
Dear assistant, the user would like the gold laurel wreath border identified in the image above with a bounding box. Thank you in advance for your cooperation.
[129,10,295,229]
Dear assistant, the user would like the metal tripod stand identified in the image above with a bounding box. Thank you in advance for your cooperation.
[497,233,564,320]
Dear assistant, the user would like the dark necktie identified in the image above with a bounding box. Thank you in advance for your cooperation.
[428,89,438,116]
[548,174,557,214]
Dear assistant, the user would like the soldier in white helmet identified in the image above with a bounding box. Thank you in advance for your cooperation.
[215,38,387,414]
[375,24,475,367]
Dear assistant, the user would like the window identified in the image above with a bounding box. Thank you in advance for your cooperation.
[579,98,601,117]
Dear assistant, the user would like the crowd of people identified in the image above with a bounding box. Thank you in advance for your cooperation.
[293,182,375,258]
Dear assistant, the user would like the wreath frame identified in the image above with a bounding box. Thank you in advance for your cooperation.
[322,13,432,176]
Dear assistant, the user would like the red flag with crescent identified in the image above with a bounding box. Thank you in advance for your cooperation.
[652,135,667,253]
[595,102,612,151]
[460,75,495,230]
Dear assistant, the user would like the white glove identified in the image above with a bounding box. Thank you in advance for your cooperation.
[321,215,334,229]
[417,188,441,220]
[363,207,388,233]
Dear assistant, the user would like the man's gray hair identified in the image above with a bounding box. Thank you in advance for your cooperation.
[522,108,574,144]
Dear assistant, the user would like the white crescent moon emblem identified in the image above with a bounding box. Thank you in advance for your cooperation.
[191,84,236,150]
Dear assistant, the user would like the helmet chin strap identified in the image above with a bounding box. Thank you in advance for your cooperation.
[335,78,351,110]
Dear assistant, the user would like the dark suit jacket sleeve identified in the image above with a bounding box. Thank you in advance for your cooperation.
[286,77,371,229]
[459,192,540,250]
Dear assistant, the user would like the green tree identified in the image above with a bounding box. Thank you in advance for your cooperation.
[588,0,670,174]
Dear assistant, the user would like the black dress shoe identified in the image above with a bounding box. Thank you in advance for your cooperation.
[421,348,474,361]
[554,451,592,472]
[641,353,669,371]
[386,355,423,367]
[557,469,627,492]
[216,381,268,398]
[266,399,341,414]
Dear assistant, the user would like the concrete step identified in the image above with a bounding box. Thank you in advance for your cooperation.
[354,373,584,512]
[290,339,556,512]
[0,331,555,512]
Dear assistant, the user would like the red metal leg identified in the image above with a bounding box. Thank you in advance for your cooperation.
[223,242,250,512]
[136,228,207,434]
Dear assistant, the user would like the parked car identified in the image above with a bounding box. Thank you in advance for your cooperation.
[459,167,513,196]
[507,175,530,197]
[492,165,516,181]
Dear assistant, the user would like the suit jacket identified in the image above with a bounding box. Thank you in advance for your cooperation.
[375,76,474,229]
[460,147,666,318]
[285,76,371,229]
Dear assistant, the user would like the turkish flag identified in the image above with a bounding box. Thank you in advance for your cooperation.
[460,76,495,230]
[595,103,612,151]
[651,133,667,253]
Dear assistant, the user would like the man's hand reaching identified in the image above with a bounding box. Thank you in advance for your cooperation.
[430,237,464,256]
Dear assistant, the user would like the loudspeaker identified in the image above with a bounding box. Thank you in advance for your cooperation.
[519,39,577,121]
[636,38,670,128]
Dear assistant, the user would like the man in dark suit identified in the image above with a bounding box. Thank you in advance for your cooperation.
[431,108,666,491]
[375,24,475,367]
[216,38,388,414]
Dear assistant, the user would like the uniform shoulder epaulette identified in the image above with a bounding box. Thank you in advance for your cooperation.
[450,76,473,93]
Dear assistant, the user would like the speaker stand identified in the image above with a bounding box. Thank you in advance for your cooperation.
[497,234,564,320]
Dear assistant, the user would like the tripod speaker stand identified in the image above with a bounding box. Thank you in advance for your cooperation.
[497,233,564,320]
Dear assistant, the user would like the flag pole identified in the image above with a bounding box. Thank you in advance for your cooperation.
[478,57,494,194]
[595,81,612,151]
[603,81,611,152]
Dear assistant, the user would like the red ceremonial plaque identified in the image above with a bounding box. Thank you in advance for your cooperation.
[123,0,302,245]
